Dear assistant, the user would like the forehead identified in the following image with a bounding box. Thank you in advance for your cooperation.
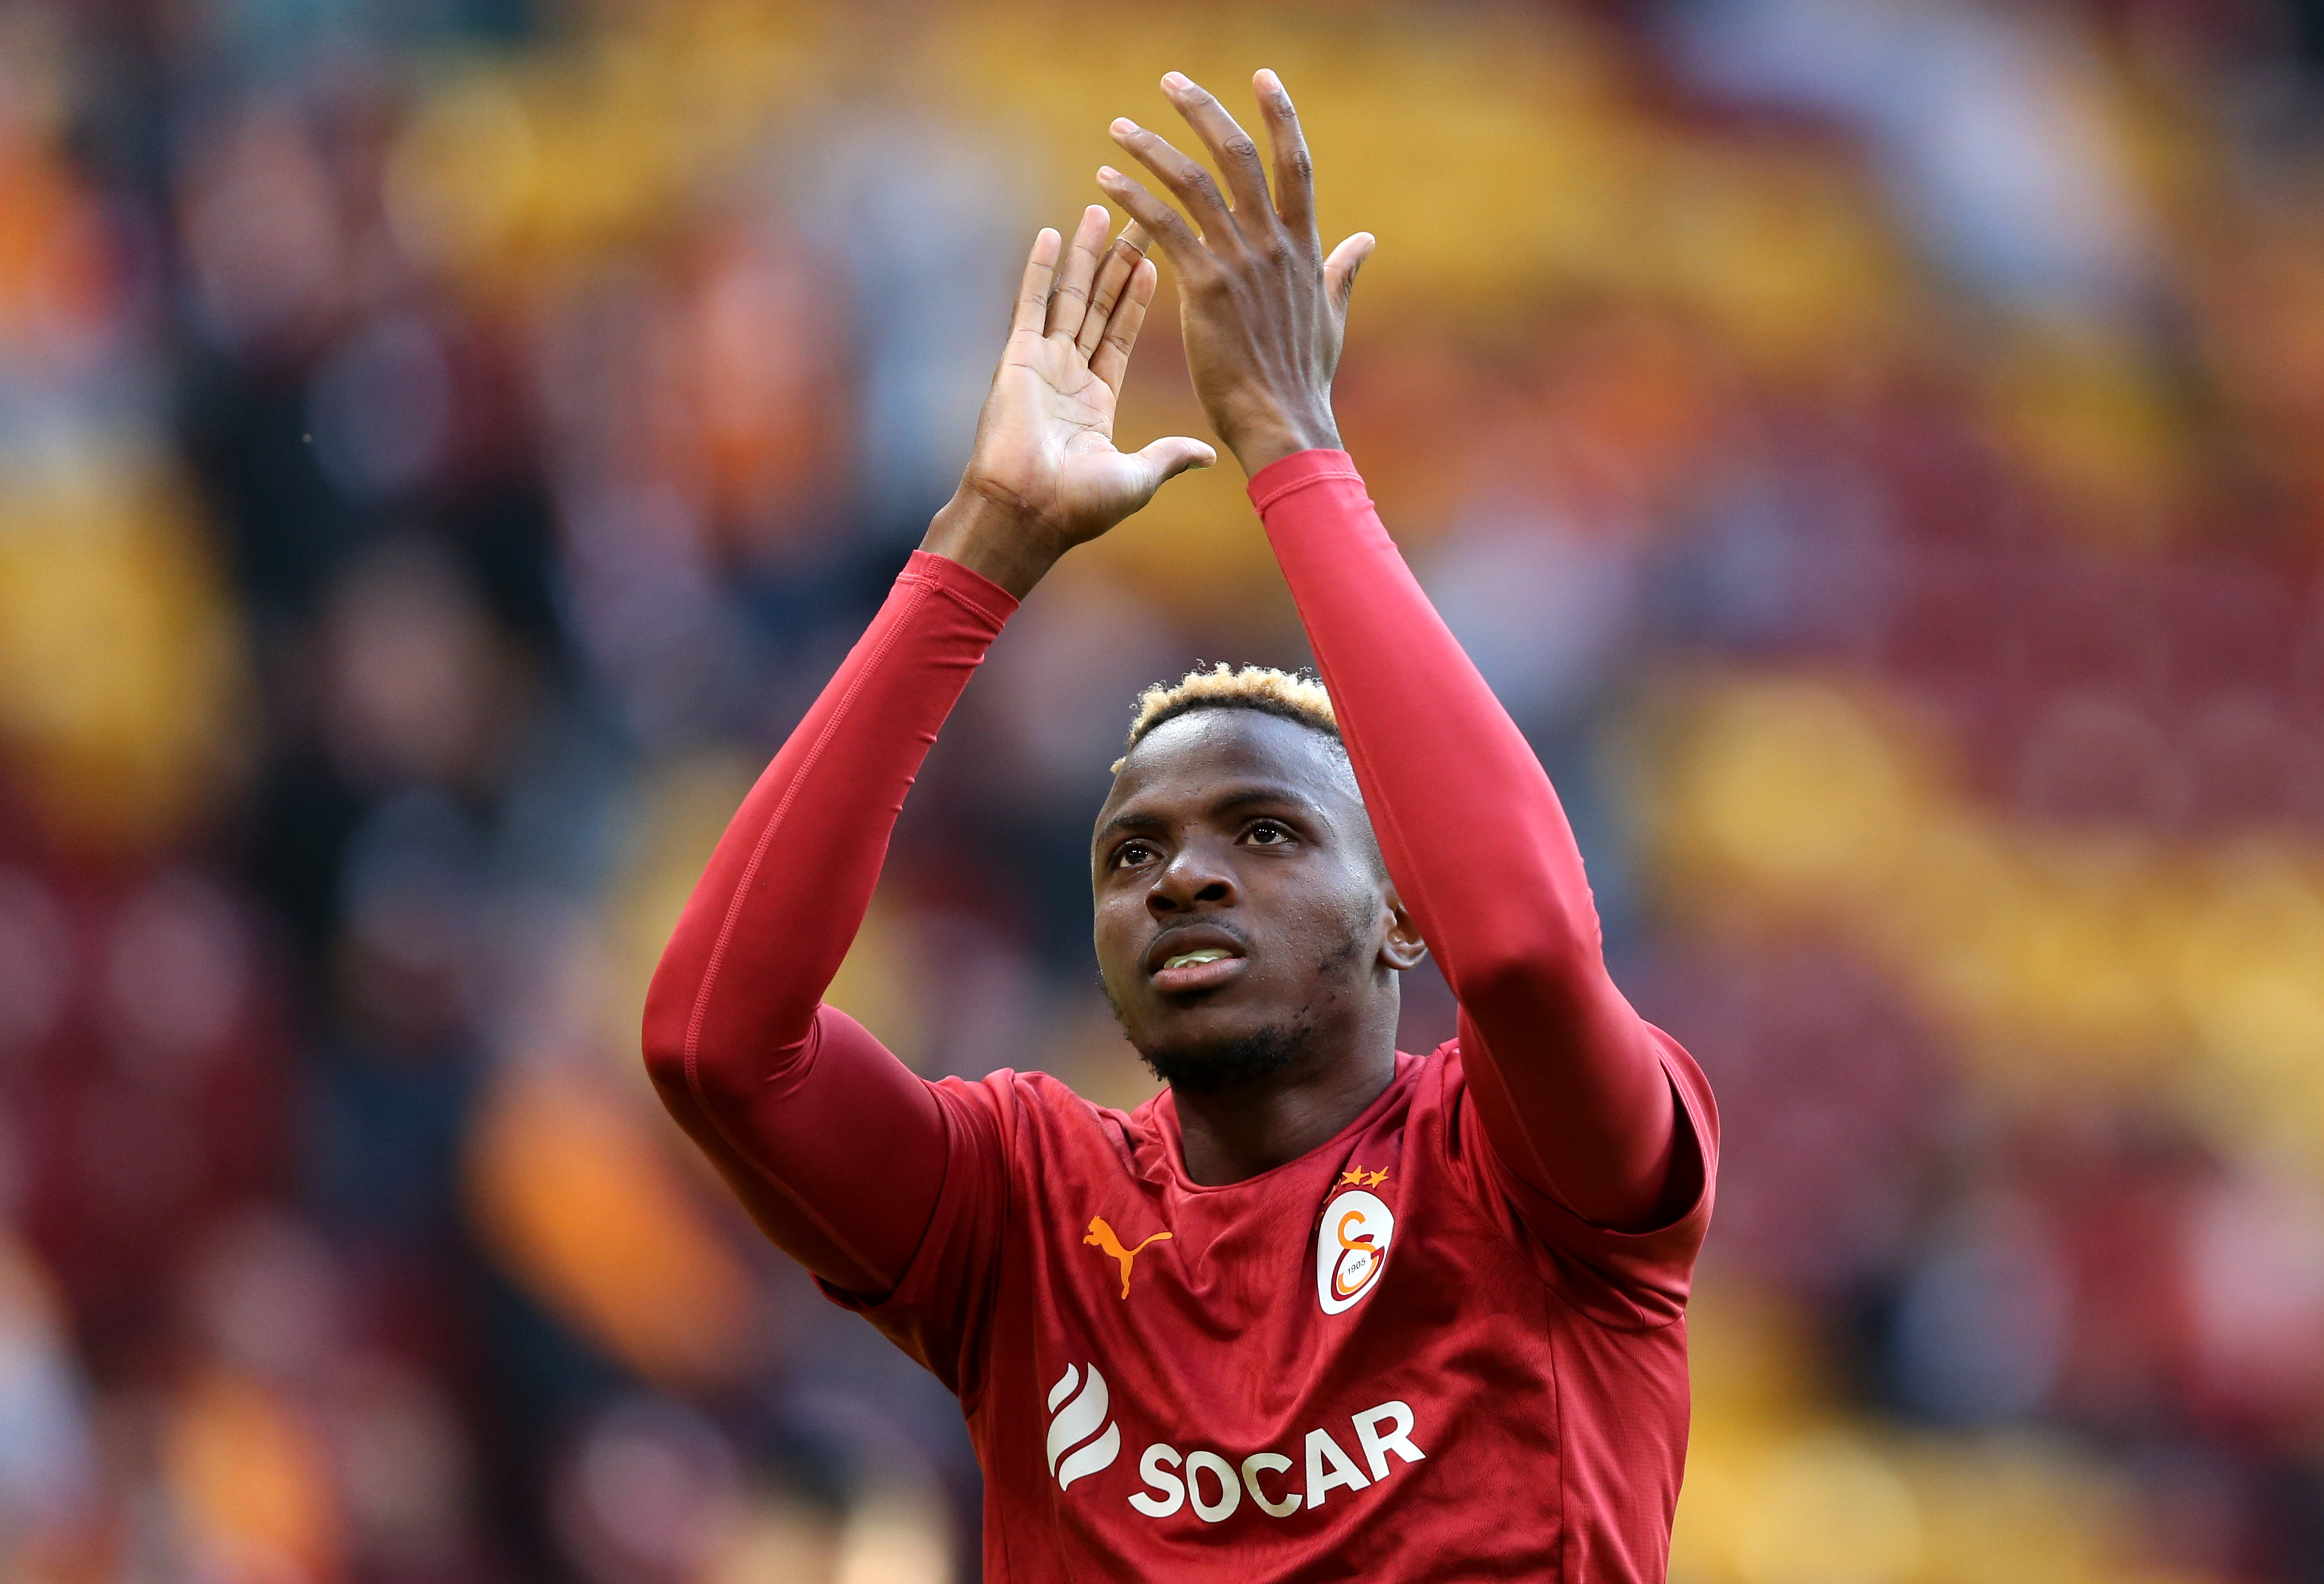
[1096,709,1356,829]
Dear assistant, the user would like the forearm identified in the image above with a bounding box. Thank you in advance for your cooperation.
[641,549,1018,1289]
[1251,452,1687,1228]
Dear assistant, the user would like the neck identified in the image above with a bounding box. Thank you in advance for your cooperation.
[1168,1015,1401,1187]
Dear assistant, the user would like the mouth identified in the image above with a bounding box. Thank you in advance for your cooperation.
[1145,928,1249,995]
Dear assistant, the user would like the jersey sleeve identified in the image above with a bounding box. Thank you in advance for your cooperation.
[640,550,1018,1310]
[1248,452,1717,1289]
[1449,1032,1717,1325]
[817,1070,1020,1402]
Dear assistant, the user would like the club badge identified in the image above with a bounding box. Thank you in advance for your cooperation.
[1315,1185,1394,1314]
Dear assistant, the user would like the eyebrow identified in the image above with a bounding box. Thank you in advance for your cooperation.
[1093,783,1323,850]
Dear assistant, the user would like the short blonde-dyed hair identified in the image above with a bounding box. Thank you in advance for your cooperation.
[1112,663,1340,773]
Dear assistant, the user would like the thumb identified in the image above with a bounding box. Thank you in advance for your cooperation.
[1323,232,1375,314]
[1133,435,1218,492]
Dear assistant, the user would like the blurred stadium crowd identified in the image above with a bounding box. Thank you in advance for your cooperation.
[1,0,2323,1580]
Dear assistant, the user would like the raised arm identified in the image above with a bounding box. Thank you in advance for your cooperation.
[642,209,1214,1295]
[1099,72,1702,1231]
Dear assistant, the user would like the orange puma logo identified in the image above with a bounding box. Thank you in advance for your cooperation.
[1085,1216,1173,1299]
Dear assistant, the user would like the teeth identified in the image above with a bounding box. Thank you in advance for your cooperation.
[1162,949,1232,971]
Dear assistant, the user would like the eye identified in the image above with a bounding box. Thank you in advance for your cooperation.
[1113,839,1159,869]
[1245,821,1291,846]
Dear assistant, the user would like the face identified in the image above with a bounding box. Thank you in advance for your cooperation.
[1091,709,1424,1094]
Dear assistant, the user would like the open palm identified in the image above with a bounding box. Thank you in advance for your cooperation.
[954,209,1214,557]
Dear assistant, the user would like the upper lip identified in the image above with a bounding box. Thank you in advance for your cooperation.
[1144,923,1248,976]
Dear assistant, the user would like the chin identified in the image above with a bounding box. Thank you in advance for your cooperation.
[1131,1011,1317,1096]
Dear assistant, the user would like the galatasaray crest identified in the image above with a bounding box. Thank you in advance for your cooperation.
[1314,1188,1394,1314]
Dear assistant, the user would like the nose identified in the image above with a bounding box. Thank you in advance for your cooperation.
[1147,838,1236,917]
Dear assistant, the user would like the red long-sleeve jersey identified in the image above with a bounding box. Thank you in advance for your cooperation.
[643,449,1717,1582]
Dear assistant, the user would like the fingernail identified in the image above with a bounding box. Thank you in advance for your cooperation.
[1111,117,1137,136]
[1163,71,1189,91]
[1098,166,1120,182]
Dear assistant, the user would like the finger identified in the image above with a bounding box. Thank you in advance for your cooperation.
[1010,227,1063,339]
[1109,117,1235,240]
[1096,165,1203,268]
[1160,71,1272,219]
[1090,256,1158,394]
[1323,231,1374,315]
[1075,226,1149,361]
[1045,205,1111,343]
[1134,435,1219,490]
[1253,68,1316,239]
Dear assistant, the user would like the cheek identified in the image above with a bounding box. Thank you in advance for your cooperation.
[1261,878,1378,971]
[1091,893,1144,968]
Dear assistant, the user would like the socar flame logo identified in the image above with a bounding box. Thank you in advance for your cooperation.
[1045,1364,1122,1491]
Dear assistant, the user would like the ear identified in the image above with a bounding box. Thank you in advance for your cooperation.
[1378,884,1429,972]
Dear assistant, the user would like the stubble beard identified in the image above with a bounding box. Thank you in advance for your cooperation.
[1131,1012,1319,1097]
[1108,926,1366,1097]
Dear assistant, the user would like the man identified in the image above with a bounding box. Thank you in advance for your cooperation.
[645,68,1715,1582]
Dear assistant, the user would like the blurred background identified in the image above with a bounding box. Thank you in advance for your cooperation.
[1,0,2322,1579]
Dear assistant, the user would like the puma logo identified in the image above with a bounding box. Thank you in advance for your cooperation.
[1085,1216,1173,1299]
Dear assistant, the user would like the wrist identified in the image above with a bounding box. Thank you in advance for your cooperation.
[1222,407,1343,476]
[921,490,1061,601]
